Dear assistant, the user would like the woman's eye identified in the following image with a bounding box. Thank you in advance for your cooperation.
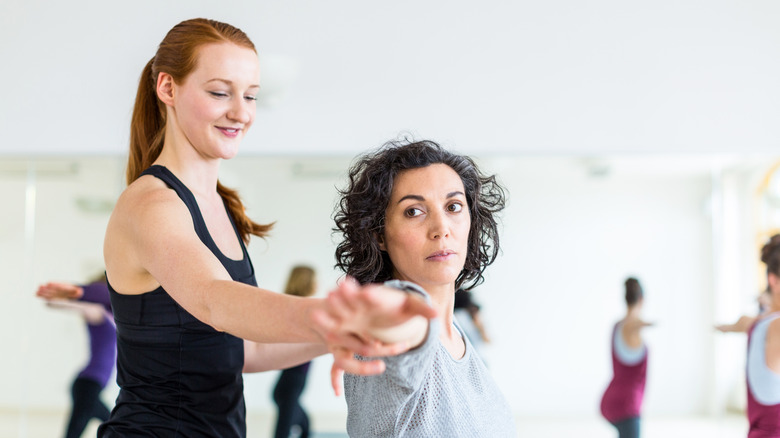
[405,208,423,217]
[245,95,258,102]
[448,203,463,213]
[209,91,228,98]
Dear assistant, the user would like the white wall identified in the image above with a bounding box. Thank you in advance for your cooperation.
[0,158,124,409]
[486,156,716,416]
[2,154,776,422]
[2,0,780,156]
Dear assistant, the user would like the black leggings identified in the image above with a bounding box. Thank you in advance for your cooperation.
[610,416,640,438]
[272,366,310,438]
[65,377,110,438]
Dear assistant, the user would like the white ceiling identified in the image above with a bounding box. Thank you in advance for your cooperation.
[2,0,780,157]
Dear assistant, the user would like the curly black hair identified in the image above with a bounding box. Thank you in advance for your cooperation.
[333,139,506,290]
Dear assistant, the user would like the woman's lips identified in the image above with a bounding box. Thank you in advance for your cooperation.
[427,250,455,261]
[217,127,241,138]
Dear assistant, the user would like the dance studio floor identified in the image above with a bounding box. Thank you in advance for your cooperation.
[0,409,749,437]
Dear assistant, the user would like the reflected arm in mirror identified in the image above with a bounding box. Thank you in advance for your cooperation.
[36,282,84,300]
[44,299,108,325]
[715,315,757,334]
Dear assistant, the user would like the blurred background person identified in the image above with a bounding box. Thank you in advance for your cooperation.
[272,265,317,438]
[453,289,491,354]
[36,273,116,438]
[736,234,780,437]
[600,277,652,438]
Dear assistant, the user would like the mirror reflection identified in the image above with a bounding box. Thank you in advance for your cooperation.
[2,154,778,436]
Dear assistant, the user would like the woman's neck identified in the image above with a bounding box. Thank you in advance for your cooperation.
[625,305,642,320]
[155,143,221,196]
[426,284,457,338]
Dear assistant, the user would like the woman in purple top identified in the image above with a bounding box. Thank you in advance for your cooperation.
[37,274,116,438]
[600,277,652,438]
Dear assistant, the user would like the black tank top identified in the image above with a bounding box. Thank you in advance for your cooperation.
[99,165,257,438]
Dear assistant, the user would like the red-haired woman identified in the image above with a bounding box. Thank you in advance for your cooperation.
[98,18,434,437]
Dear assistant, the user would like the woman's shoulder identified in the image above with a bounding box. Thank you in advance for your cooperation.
[622,315,651,330]
[116,175,182,214]
[765,313,780,335]
[108,175,191,239]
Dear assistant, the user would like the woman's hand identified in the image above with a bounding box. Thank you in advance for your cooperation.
[312,277,436,394]
[36,282,84,300]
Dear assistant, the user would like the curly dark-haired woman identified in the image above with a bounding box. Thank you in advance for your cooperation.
[325,139,516,437]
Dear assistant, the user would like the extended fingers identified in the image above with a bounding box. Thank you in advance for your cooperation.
[324,277,368,323]
[362,340,411,357]
[325,289,360,321]
[312,308,377,355]
[327,329,380,356]
[330,362,343,396]
[36,282,80,299]
[332,348,385,377]
[329,353,347,396]
[36,282,59,298]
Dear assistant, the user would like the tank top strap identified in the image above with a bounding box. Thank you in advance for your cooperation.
[141,165,250,264]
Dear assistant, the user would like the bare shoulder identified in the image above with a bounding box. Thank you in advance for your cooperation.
[622,317,648,332]
[118,176,179,212]
[768,316,780,337]
[110,176,189,231]
[104,175,193,291]
[765,317,780,373]
[738,315,758,332]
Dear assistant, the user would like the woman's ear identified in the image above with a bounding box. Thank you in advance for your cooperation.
[375,233,386,251]
[156,72,175,106]
[770,272,780,294]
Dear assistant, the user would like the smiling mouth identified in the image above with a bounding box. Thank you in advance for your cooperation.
[217,127,241,137]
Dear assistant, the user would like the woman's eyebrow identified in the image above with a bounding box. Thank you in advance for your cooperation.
[397,194,424,204]
[396,191,465,204]
[205,78,260,89]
